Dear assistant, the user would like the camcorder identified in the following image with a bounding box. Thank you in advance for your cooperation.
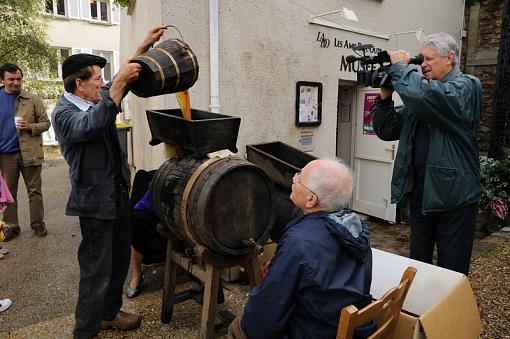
[346,44,424,88]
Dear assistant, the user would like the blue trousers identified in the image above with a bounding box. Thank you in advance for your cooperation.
[73,188,130,339]
[409,201,477,275]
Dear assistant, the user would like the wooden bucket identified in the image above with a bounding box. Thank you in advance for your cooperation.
[152,156,275,256]
[130,36,199,98]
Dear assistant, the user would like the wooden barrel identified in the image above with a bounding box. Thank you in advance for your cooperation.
[130,38,199,98]
[152,155,275,256]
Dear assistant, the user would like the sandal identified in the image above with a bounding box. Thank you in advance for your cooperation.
[0,246,8,255]
[126,276,144,299]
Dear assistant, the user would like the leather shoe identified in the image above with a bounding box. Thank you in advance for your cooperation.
[101,310,141,330]
[31,222,48,237]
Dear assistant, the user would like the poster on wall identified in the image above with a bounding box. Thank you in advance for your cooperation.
[295,81,322,127]
[363,93,379,135]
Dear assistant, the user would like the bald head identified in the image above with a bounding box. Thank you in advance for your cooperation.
[294,158,352,213]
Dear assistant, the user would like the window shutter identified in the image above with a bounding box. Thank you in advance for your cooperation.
[67,0,80,18]
[111,3,121,24]
[80,0,91,19]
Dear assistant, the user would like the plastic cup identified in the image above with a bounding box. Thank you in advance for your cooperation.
[14,117,23,128]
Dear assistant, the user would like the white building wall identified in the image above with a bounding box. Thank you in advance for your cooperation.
[120,0,465,171]
[119,0,166,172]
[47,20,120,52]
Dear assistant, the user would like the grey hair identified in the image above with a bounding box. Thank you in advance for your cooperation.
[306,158,353,211]
[421,32,459,68]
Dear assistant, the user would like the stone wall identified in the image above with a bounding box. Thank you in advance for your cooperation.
[463,0,505,153]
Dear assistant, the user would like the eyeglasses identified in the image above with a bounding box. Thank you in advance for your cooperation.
[292,172,317,197]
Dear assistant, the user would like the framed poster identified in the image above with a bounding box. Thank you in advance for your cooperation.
[363,93,379,135]
[295,81,322,127]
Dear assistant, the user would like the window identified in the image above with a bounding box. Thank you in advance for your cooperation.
[46,0,66,16]
[90,0,109,22]
[48,48,71,79]
[92,50,113,81]
[37,47,71,80]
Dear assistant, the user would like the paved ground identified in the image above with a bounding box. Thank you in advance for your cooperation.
[1,153,509,338]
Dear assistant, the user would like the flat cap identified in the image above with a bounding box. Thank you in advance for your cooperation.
[62,53,106,80]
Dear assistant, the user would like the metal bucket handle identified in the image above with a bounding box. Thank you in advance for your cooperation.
[163,25,191,55]
[164,25,184,41]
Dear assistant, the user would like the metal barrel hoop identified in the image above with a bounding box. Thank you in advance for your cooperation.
[137,55,166,92]
[172,39,199,84]
[154,45,181,92]
[180,157,223,246]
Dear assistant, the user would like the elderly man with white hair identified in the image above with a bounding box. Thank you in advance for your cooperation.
[228,158,373,339]
[372,32,482,275]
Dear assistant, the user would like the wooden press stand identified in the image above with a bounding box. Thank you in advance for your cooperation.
[157,224,264,339]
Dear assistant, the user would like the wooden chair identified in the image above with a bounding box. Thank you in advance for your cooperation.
[336,266,417,339]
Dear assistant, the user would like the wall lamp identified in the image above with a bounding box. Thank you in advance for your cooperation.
[310,6,358,22]
[386,29,425,41]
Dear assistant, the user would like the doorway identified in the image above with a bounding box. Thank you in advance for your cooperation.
[336,82,398,222]
[336,83,355,166]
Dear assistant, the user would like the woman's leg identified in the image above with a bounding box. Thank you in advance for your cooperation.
[129,246,144,288]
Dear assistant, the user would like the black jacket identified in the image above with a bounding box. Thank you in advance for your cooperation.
[52,90,129,219]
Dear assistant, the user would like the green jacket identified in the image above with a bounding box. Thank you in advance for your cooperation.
[372,63,482,213]
[3,87,50,166]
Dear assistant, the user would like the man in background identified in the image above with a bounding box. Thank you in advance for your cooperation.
[0,63,50,240]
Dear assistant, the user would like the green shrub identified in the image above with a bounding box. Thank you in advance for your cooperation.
[479,153,510,231]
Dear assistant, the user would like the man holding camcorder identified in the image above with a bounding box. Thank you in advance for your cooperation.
[371,32,482,275]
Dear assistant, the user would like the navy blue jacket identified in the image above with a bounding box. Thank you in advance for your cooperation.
[242,209,372,339]
[51,89,129,219]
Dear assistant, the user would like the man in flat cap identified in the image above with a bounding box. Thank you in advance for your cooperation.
[52,26,166,339]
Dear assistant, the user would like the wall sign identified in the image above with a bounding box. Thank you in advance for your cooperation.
[299,130,314,152]
[314,31,383,73]
[295,81,322,127]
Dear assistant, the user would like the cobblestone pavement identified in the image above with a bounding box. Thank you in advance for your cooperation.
[1,155,508,338]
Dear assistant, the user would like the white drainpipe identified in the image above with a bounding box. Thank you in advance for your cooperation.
[209,0,220,113]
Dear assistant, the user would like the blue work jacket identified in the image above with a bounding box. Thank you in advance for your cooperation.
[242,209,373,339]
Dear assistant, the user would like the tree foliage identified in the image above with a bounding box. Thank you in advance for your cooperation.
[0,0,57,74]
[113,0,130,8]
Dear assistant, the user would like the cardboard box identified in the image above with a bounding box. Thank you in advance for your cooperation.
[221,266,241,282]
[221,242,278,282]
[371,248,482,339]
[259,241,277,267]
